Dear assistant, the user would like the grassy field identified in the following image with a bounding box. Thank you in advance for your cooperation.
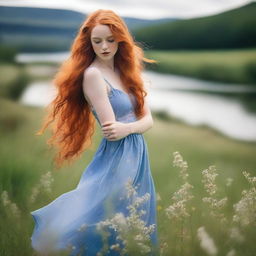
[145,48,256,85]
[0,97,255,255]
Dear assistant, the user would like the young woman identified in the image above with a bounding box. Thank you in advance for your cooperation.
[30,9,159,255]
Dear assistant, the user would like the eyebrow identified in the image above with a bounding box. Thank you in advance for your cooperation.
[91,35,114,39]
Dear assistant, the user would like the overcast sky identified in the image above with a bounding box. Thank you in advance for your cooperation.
[0,0,254,19]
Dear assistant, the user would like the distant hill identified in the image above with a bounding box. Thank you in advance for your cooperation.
[133,2,256,50]
[0,6,177,52]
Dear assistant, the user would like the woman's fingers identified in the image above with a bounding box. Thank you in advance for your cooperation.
[102,125,113,131]
[102,121,114,127]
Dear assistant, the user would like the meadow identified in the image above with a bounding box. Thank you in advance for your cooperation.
[1,3,255,253]
[0,97,255,255]
[145,48,256,85]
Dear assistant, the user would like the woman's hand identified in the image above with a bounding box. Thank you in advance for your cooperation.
[101,121,132,141]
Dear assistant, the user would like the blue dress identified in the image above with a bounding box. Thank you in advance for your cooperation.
[30,76,159,255]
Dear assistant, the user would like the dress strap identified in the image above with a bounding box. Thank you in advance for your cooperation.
[102,76,114,90]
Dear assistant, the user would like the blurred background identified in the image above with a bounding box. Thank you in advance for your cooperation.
[0,0,255,255]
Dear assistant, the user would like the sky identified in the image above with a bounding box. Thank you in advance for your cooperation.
[0,0,254,19]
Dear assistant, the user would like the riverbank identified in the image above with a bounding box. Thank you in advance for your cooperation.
[145,48,256,85]
[0,62,57,101]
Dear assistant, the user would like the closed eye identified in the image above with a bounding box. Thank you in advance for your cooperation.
[94,39,115,44]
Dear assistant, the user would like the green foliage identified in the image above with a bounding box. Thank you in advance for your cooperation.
[0,64,31,100]
[7,70,30,100]
[244,60,256,83]
[134,2,256,50]
[0,45,17,63]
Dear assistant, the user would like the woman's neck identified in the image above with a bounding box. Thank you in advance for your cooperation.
[94,57,115,72]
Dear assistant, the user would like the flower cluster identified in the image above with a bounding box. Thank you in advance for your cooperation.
[165,151,194,221]
[96,178,156,255]
[197,226,218,256]
[30,171,54,203]
[233,171,256,227]
[1,190,21,218]
[201,165,227,223]
[173,151,189,182]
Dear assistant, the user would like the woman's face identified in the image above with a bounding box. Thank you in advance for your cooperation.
[90,24,118,60]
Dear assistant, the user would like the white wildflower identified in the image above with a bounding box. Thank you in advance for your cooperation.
[229,227,244,243]
[125,177,138,198]
[165,152,194,221]
[202,165,218,196]
[202,165,227,223]
[30,187,40,204]
[97,179,156,255]
[1,190,10,206]
[110,243,121,251]
[136,242,151,254]
[226,249,236,256]
[134,234,144,241]
[197,226,218,256]
[1,190,21,218]
[77,223,87,232]
[173,151,189,182]
[160,241,168,256]
[242,171,256,185]
[39,171,54,193]
[156,192,161,201]
[165,182,194,220]
[226,177,234,187]
[30,171,54,203]
[232,171,256,227]
[9,202,21,218]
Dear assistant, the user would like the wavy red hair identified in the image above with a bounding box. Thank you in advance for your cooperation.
[36,9,157,169]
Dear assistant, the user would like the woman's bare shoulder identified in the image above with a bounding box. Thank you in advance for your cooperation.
[83,66,104,90]
[82,66,107,96]
[83,66,102,78]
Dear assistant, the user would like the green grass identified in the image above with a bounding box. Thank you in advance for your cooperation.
[0,62,61,102]
[145,48,256,85]
[0,63,21,85]
[0,98,255,255]
[0,63,32,100]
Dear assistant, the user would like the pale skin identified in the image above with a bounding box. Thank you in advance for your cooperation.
[82,24,153,141]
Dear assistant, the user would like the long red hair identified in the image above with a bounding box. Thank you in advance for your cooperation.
[36,9,157,169]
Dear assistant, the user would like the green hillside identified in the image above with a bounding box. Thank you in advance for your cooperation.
[1,3,255,52]
[133,2,256,50]
[0,6,175,52]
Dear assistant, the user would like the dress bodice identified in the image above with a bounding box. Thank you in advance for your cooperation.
[90,77,138,125]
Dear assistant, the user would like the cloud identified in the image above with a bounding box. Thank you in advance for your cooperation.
[0,0,253,19]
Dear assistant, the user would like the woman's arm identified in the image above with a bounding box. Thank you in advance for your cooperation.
[82,67,116,125]
[83,67,153,140]
[126,92,154,134]
[83,67,131,140]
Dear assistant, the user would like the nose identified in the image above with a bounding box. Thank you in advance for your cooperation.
[102,40,108,50]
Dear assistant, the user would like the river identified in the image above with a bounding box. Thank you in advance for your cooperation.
[17,51,256,142]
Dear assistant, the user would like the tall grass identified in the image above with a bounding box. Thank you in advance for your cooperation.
[0,98,255,255]
[1,150,255,255]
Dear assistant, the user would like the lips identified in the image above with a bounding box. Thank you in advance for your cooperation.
[102,52,110,55]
